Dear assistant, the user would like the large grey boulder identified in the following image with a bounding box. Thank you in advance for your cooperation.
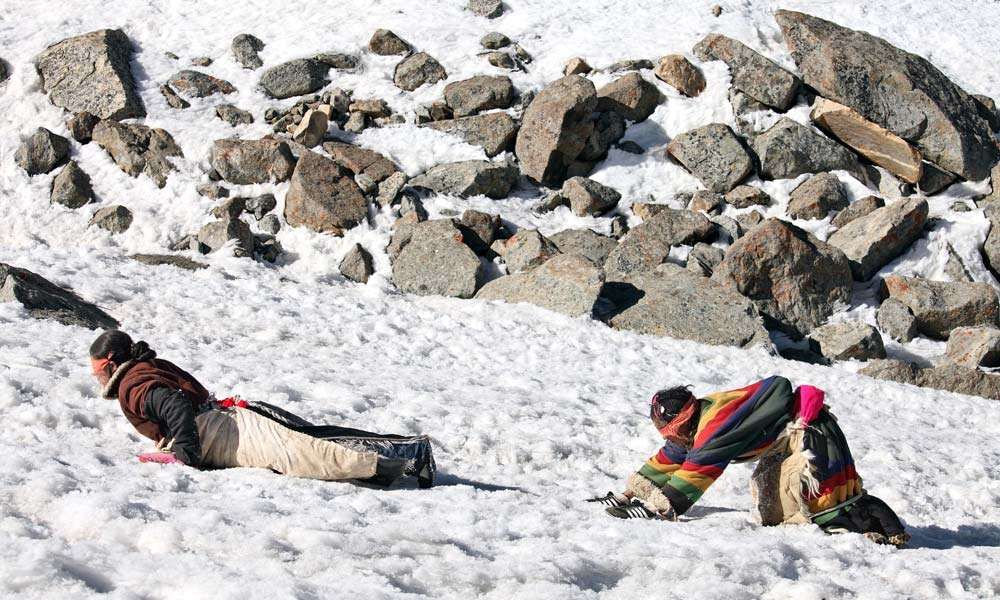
[807,322,886,361]
[827,197,928,281]
[476,254,605,317]
[880,275,999,339]
[863,359,1000,400]
[210,138,295,184]
[753,118,863,180]
[603,263,771,349]
[322,141,400,184]
[877,297,918,342]
[196,218,253,257]
[259,59,329,99]
[496,229,560,274]
[232,34,265,70]
[775,10,999,181]
[283,150,367,235]
[16,128,69,175]
[515,75,597,186]
[712,218,853,337]
[393,53,447,91]
[604,208,715,279]
[443,75,514,117]
[409,160,517,199]
[425,113,519,158]
[549,229,618,266]
[596,72,664,123]
[0,263,119,329]
[36,29,144,120]
[945,326,1000,369]
[92,120,183,188]
[667,123,753,193]
[561,176,621,217]
[392,219,482,298]
[787,173,847,220]
[168,70,235,97]
[50,161,94,208]
[692,33,799,110]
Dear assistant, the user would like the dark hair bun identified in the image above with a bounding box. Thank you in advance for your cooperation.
[130,340,152,360]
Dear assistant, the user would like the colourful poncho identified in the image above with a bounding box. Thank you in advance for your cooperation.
[637,376,863,518]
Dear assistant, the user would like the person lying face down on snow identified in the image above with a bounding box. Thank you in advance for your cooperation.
[588,376,909,547]
[89,329,435,488]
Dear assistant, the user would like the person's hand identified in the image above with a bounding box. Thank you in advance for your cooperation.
[138,452,180,464]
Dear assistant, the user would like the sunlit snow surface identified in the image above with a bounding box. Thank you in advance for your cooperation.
[1,0,999,598]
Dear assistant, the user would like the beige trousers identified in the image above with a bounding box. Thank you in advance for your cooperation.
[194,408,378,480]
[750,427,814,526]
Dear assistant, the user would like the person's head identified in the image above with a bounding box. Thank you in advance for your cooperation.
[650,385,699,447]
[650,386,696,423]
[88,330,151,388]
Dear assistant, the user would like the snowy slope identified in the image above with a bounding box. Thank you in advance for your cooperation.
[1,0,1000,598]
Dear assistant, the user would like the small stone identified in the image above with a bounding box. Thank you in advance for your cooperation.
[827,197,928,281]
[322,141,401,184]
[50,160,94,208]
[689,190,724,215]
[376,172,409,207]
[394,52,447,91]
[877,298,918,343]
[0,263,119,329]
[831,195,884,229]
[197,218,254,257]
[564,57,592,76]
[499,229,560,274]
[260,59,329,99]
[245,193,277,220]
[232,33,265,70]
[160,83,190,109]
[561,176,621,217]
[685,242,726,277]
[131,254,207,271]
[481,32,511,49]
[945,326,1000,369]
[787,173,847,220]
[426,113,519,158]
[808,322,886,361]
[191,56,212,67]
[210,138,295,184]
[369,29,410,56]
[711,4,723,16]
[313,53,359,70]
[197,183,229,199]
[168,70,235,97]
[67,112,100,144]
[513,44,532,64]
[89,205,133,233]
[603,59,655,73]
[291,108,328,147]
[340,244,375,283]
[549,229,618,266]
[486,52,516,69]
[711,214,742,241]
[666,123,753,193]
[736,211,764,233]
[476,254,605,317]
[210,197,246,220]
[15,128,69,175]
[215,104,254,126]
[579,111,626,162]
[631,202,669,221]
[458,209,502,255]
[724,185,771,209]
[654,54,706,97]
[344,112,367,133]
[469,0,504,18]
[596,72,663,123]
[443,75,515,117]
[409,160,518,199]
[259,214,281,235]
[253,235,283,263]
[92,120,183,188]
[416,102,453,123]
[610,215,629,239]
[349,99,390,117]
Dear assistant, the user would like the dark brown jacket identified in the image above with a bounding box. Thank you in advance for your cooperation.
[106,356,210,442]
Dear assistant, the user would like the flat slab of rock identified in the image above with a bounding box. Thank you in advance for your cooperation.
[392,219,482,298]
[260,59,329,99]
[515,75,597,186]
[945,326,1000,368]
[712,217,853,337]
[596,72,663,122]
[604,263,771,349]
[667,123,753,193]
[210,138,295,184]
[284,150,367,235]
[776,10,998,181]
[36,29,144,120]
[443,75,514,117]
[394,53,447,91]
[92,120,183,188]
[131,254,207,271]
[477,253,604,317]
[811,98,922,184]
[753,117,863,180]
[807,322,886,361]
[787,173,847,220]
[605,208,715,279]
[16,128,69,175]
[655,54,705,97]
[322,141,399,183]
[880,274,999,339]
[693,33,799,110]
[409,160,517,199]
[561,177,621,217]
[549,229,618,266]
[827,197,928,281]
[425,113,519,158]
[168,70,235,97]
[0,263,119,329]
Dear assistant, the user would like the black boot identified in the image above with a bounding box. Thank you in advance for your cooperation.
[364,457,406,488]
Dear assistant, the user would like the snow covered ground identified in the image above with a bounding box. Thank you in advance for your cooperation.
[1,0,1000,598]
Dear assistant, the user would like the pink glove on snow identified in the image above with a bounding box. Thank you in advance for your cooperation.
[138,452,181,464]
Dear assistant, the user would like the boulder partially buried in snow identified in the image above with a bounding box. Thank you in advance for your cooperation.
[596,72,664,123]
[369,29,410,56]
[210,138,296,184]
[443,75,515,117]
[945,326,1000,369]
[36,29,145,120]
[807,322,886,361]
[775,10,999,181]
[753,118,863,181]
[50,161,94,208]
[259,59,329,99]
[393,53,447,91]
[409,160,518,199]
[827,197,928,281]
[880,275,999,339]
[425,113,519,158]
[392,219,482,298]
[692,33,800,110]
[712,218,853,337]
[654,54,705,97]
[666,123,753,193]
[476,254,604,317]
[340,243,375,284]
[605,208,715,280]
[92,120,183,188]
[515,75,597,186]
[603,263,771,349]
[283,150,367,235]
[0,263,119,329]
[15,128,69,175]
